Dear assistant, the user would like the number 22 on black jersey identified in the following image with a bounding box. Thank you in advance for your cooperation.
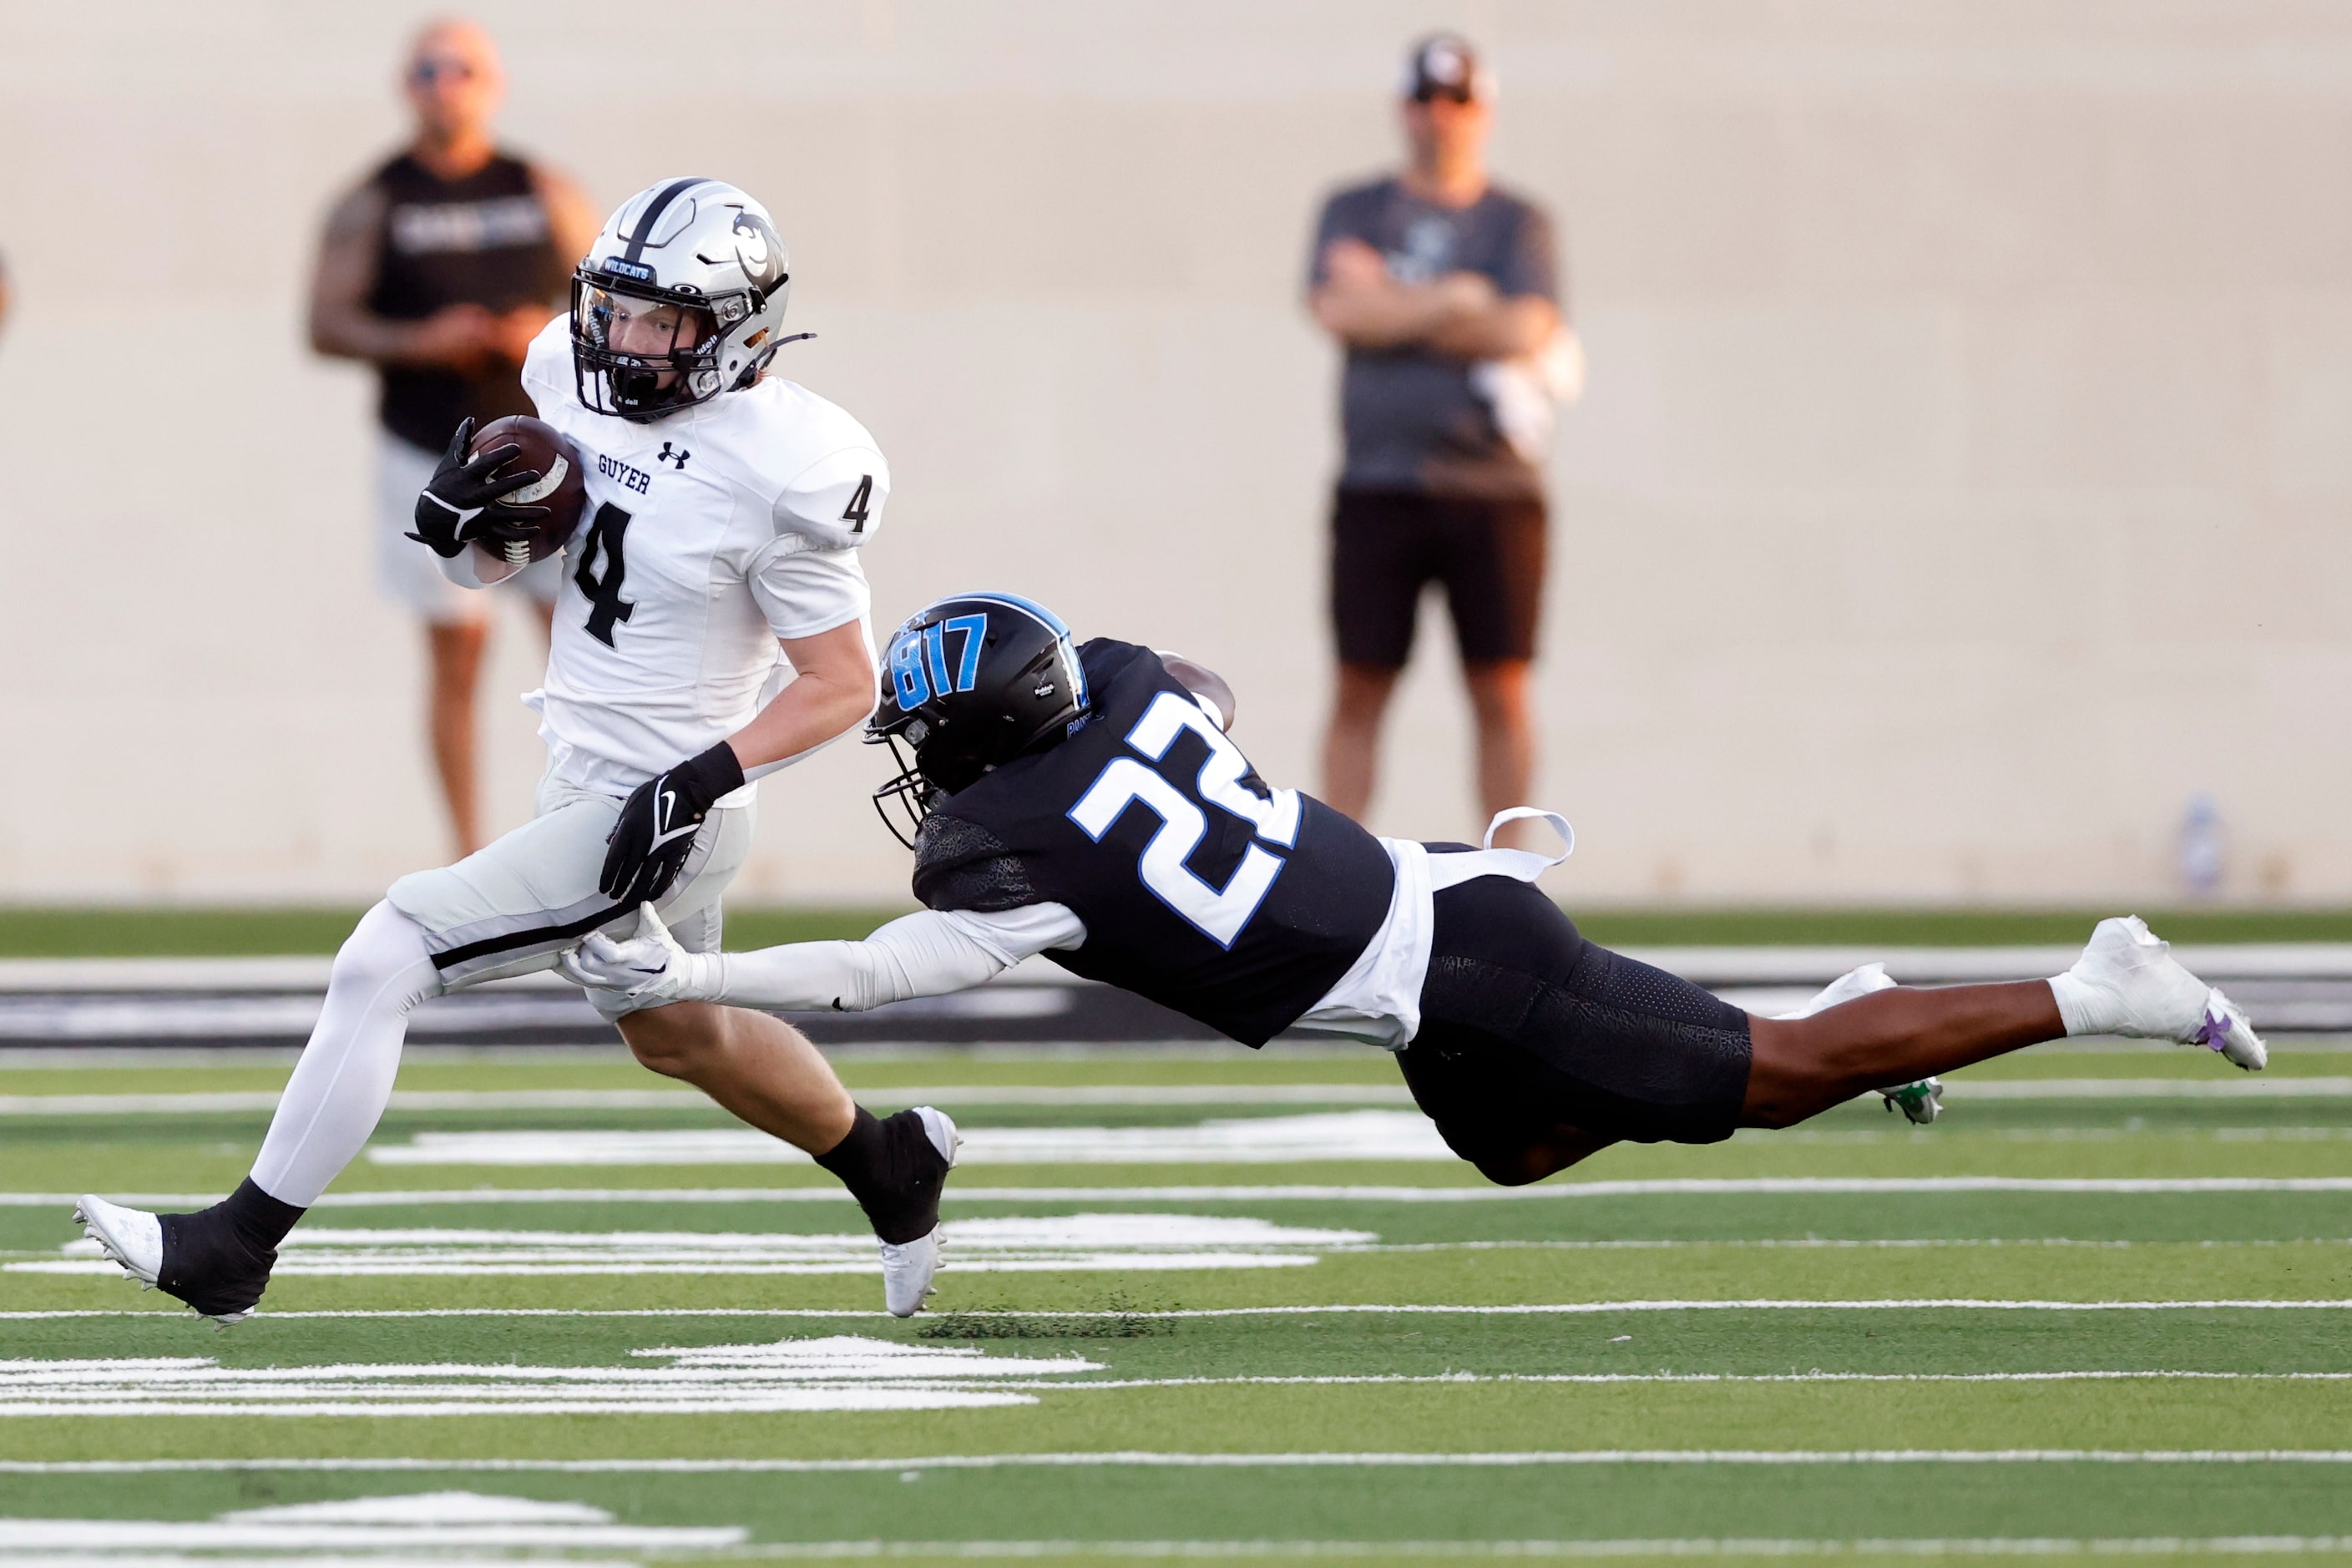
[1065,690,1302,948]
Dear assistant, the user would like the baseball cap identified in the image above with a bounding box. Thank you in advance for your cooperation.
[1400,33,1494,104]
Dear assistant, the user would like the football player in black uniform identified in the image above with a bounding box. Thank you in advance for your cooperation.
[568,592,2267,1283]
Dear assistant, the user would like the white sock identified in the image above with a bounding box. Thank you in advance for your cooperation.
[249,901,443,1207]
[2046,972,2105,1037]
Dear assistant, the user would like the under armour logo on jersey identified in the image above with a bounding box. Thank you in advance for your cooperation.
[656,442,690,471]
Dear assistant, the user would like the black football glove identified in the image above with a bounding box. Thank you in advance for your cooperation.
[406,417,550,559]
[601,742,748,906]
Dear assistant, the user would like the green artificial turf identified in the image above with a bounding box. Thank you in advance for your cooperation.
[7,1048,2352,1557]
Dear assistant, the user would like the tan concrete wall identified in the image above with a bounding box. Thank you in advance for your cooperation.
[0,1,2345,905]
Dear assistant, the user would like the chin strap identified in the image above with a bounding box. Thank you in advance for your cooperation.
[1427,807,1575,892]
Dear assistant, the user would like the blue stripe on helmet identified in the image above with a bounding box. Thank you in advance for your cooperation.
[939,590,1086,715]
[953,591,1072,639]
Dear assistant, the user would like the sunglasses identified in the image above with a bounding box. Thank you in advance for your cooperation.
[409,58,478,85]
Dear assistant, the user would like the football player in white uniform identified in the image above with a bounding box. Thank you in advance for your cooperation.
[76,179,959,1323]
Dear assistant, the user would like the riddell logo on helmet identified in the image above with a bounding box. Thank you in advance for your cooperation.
[599,256,655,281]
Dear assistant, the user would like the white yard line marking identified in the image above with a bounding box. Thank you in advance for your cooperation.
[880,1299,2352,1318]
[8,1215,1367,1279]
[505,1535,2352,1559]
[1948,1078,2352,1100]
[10,1078,2350,1118]
[0,1335,1101,1417]
[495,1535,2352,1559]
[26,1367,2338,1416]
[1000,1371,2352,1391]
[8,1299,2351,1323]
[11,1536,2352,1562]
[356,1115,2352,1168]
[8,1451,2352,1474]
[14,1234,2343,1277]
[1,1487,742,1553]
[13,1176,2352,1207]
[1618,943,2352,984]
[367,1113,1459,1166]
[0,1085,1419,1116]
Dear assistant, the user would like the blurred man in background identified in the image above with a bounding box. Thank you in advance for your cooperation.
[309,18,597,856]
[1308,34,1572,848]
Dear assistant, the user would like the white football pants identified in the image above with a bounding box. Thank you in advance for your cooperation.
[249,901,443,1208]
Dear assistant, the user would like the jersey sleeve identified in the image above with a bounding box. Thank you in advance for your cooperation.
[938,903,1087,961]
[772,445,888,551]
[747,537,871,641]
[518,317,572,420]
[704,904,1083,1012]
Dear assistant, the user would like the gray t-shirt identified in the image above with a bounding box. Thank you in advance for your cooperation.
[1308,177,1560,499]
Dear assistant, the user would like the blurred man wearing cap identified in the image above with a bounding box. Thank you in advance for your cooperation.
[1307,33,1573,848]
[308,19,598,857]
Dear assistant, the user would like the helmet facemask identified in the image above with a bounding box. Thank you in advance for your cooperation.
[867,727,938,852]
[570,273,732,421]
[864,700,1009,850]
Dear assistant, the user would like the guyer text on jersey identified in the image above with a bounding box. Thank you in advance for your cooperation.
[596,451,655,496]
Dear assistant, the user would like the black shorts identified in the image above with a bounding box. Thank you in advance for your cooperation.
[1330,487,1547,668]
[1395,873,1753,1176]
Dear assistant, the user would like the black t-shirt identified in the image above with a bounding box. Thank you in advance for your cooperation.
[912,640,1397,1047]
[1308,176,1559,500]
[365,151,571,452]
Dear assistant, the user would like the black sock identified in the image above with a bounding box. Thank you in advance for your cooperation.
[814,1105,889,1191]
[218,1177,306,1256]
[816,1105,949,1245]
[155,1179,306,1318]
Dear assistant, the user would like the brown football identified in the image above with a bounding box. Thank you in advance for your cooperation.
[467,415,587,565]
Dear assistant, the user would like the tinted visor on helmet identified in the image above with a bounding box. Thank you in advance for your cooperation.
[570,272,723,420]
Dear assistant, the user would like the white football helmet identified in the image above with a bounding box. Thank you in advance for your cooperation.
[570,177,797,421]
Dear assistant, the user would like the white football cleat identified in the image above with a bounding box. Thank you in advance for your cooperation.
[882,1231,943,1318]
[1772,966,1940,1123]
[75,1196,163,1290]
[1777,962,1896,1019]
[1879,1077,1945,1125]
[2052,916,2266,1070]
[879,1106,960,1318]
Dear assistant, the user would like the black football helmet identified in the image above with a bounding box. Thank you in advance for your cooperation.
[867,593,1090,847]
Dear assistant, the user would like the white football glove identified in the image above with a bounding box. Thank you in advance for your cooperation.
[557,903,720,1005]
